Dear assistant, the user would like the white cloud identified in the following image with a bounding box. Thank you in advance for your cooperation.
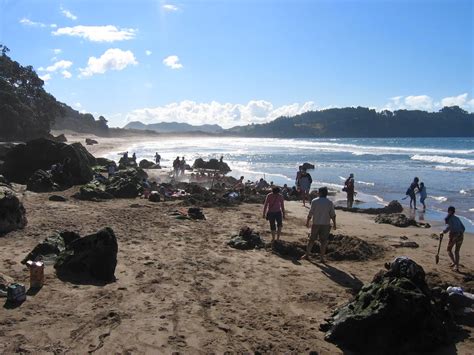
[79,48,138,77]
[50,24,57,28]
[61,70,72,79]
[19,18,46,27]
[162,4,179,11]
[125,100,317,128]
[74,102,82,108]
[40,60,73,72]
[440,93,469,107]
[61,7,78,20]
[53,48,62,55]
[52,25,136,42]
[145,50,152,56]
[39,73,51,82]
[163,55,183,69]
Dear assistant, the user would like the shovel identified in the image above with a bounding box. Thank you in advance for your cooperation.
[435,233,444,264]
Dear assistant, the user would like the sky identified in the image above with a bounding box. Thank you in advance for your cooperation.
[1,0,473,128]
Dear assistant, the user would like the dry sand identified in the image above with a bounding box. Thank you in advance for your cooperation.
[1,134,473,354]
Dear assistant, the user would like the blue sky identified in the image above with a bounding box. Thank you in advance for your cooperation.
[1,0,472,127]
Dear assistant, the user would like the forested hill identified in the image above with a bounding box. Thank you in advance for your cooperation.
[0,45,109,141]
[226,106,474,138]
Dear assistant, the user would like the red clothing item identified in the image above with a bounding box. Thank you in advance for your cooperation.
[264,193,285,213]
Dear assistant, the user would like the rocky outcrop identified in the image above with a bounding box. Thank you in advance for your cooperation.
[73,182,114,201]
[320,257,452,353]
[336,200,403,215]
[228,227,265,250]
[53,134,68,143]
[22,231,80,264]
[118,156,137,170]
[193,158,231,173]
[2,138,96,185]
[375,213,430,228]
[105,169,146,198]
[139,159,160,169]
[27,169,58,192]
[0,186,27,235]
[54,227,118,283]
[85,138,98,145]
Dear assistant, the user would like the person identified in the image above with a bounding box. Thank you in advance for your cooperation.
[219,155,224,163]
[172,156,180,178]
[154,152,161,165]
[301,187,336,263]
[406,177,420,209]
[262,186,286,244]
[123,151,129,160]
[256,178,269,190]
[142,178,151,199]
[234,176,245,193]
[295,166,303,190]
[107,164,116,177]
[180,157,186,176]
[132,152,136,161]
[419,182,427,211]
[299,169,313,207]
[281,184,290,199]
[344,173,355,208]
[441,206,465,272]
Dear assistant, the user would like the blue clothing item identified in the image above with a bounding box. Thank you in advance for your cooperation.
[443,215,465,234]
[419,186,427,199]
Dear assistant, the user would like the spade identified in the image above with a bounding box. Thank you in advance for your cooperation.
[435,233,444,264]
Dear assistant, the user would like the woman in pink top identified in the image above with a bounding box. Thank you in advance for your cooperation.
[263,187,286,244]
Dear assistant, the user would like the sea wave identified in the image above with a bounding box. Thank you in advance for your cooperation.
[470,208,474,212]
[460,189,473,195]
[411,155,474,166]
[429,195,448,202]
[434,165,469,171]
[338,176,375,186]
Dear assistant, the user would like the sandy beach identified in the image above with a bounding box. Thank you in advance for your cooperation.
[1,134,473,354]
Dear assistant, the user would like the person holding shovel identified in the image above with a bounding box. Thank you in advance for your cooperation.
[440,206,465,272]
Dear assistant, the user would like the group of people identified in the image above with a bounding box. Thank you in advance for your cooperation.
[172,156,187,178]
[406,177,428,210]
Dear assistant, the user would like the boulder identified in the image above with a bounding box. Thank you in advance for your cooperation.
[228,227,265,250]
[22,231,80,264]
[0,186,27,235]
[53,134,68,143]
[336,200,404,215]
[148,191,161,202]
[192,158,231,173]
[54,227,118,283]
[138,159,156,169]
[96,157,117,169]
[27,169,58,192]
[2,138,96,185]
[49,195,67,202]
[375,213,430,228]
[321,257,452,353]
[118,156,137,170]
[73,182,114,201]
[302,162,315,170]
[105,168,146,198]
[85,138,98,145]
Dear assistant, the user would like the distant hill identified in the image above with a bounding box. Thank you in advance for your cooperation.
[53,103,109,135]
[124,121,223,134]
[227,106,474,138]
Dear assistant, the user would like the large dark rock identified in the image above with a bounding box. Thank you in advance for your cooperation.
[27,169,58,192]
[228,227,265,250]
[118,156,137,170]
[22,231,80,264]
[85,138,98,145]
[54,227,118,283]
[105,168,146,198]
[320,257,452,353]
[2,138,96,185]
[73,182,114,201]
[193,158,231,173]
[375,213,430,228]
[139,159,157,169]
[96,157,117,169]
[336,200,404,215]
[0,186,27,235]
[53,134,68,143]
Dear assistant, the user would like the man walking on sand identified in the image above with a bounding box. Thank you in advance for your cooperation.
[441,206,465,272]
[262,186,286,245]
[301,187,336,263]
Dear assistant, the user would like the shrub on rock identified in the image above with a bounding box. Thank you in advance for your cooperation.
[27,169,58,192]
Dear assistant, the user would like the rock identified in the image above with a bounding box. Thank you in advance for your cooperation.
[27,169,58,192]
[118,156,137,170]
[192,158,231,173]
[49,195,67,202]
[148,191,161,202]
[54,227,118,283]
[0,174,9,185]
[22,231,80,264]
[85,138,98,145]
[228,227,265,250]
[0,143,16,160]
[302,162,315,170]
[105,168,146,198]
[391,241,419,248]
[96,157,117,169]
[53,134,68,143]
[139,159,158,169]
[375,213,429,228]
[73,182,114,201]
[2,138,96,185]
[336,200,403,215]
[187,207,206,220]
[321,257,452,353]
[0,186,27,235]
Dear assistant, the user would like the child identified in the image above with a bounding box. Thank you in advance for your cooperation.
[419,182,427,211]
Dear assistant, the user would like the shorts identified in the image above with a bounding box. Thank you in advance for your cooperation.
[447,232,464,250]
[267,211,283,231]
[310,224,331,243]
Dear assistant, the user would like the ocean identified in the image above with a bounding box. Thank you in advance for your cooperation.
[107,137,474,232]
